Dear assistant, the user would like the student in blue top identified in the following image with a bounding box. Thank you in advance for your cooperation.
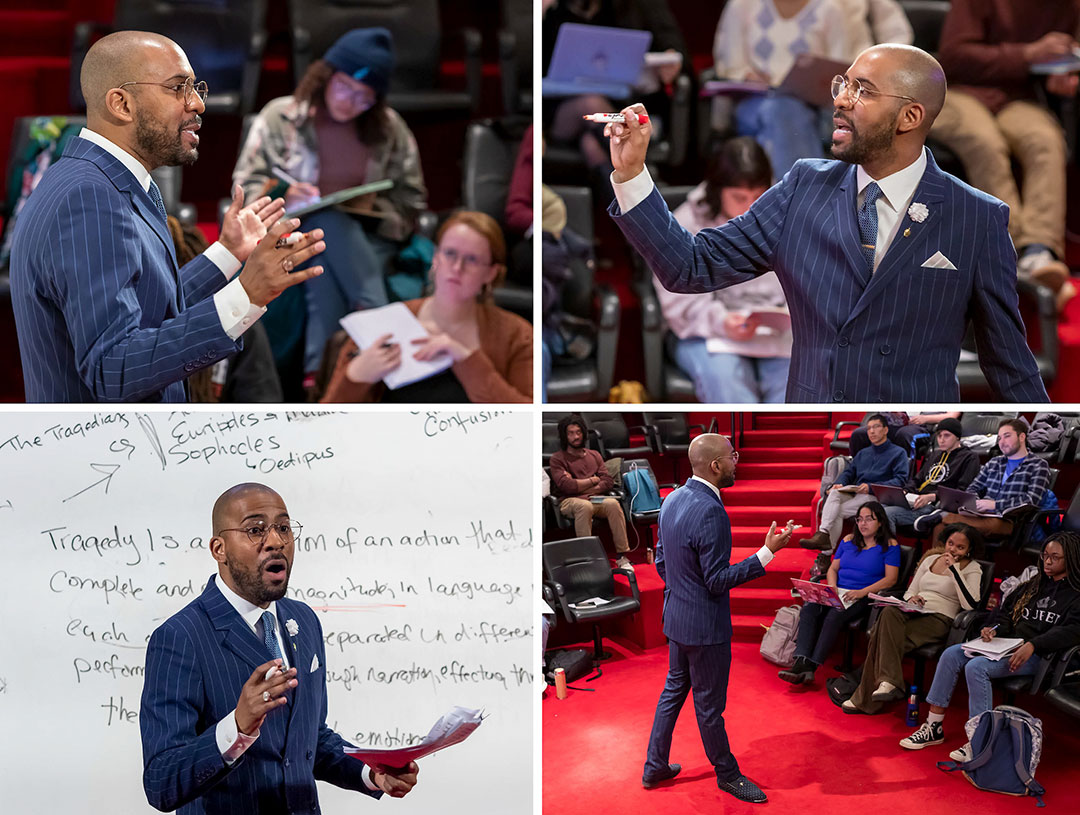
[780,500,900,685]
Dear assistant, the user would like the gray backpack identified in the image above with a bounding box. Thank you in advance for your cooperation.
[760,605,801,667]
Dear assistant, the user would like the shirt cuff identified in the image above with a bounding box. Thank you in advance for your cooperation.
[205,241,242,279]
[214,276,266,340]
[612,166,655,214]
[755,545,775,568]
[363,766,380,792]
[217,710,259,764]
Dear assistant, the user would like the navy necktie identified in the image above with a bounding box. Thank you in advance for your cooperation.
[260,611,284,662]
[147,178,168,225]
[858,181,882,273]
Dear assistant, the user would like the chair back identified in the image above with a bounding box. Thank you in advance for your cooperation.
[461,118,525,221]
[643,413,691,449]
[542,537,616,605]
[542,421,561,465]
[549,185,594,318]
[899,0,951,54]
[583,412,632,457]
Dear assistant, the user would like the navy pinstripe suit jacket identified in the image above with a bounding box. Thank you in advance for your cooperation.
[656,479,766,646]
[140,576,379,815]
[611,151,1048,402]
[10,137,240,402]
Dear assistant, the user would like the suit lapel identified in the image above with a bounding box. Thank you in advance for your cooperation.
[201,576,274,674]
[846,152,947,325]
[832,163,873,288]
[277,601,302,719]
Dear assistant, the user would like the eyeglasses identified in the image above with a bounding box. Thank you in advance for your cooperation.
[327,74,376,109]
[437,246,491,270]
[217,521,302,546]
[713,450,739,464]
[830,75,916,106]
[118,78,209,106]
[1043,552,1064,563]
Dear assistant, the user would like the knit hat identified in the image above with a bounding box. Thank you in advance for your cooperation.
[323,27,395,97]
[935,418,963,440]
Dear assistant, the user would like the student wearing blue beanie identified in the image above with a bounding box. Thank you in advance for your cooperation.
[233,27,427,395]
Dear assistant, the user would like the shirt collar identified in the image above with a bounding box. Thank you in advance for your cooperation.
[856,147,928,212]
[78,126,152,192]
[690,474,721,501]
[216,574,278,634]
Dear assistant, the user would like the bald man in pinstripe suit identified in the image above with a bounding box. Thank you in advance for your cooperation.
[140,483,418,814]
[10,31,326,402]
[607,44,1048,402]
[642,435,794,804]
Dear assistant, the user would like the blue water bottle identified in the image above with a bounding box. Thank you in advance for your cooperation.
[905,686,919,727]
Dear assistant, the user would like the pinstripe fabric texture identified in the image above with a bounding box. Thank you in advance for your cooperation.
[655,479,767,646]
[10,137,241,402]
[140,576,380,814]
[611,150,1048,402]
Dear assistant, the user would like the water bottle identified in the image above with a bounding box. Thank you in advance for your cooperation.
[905,686,919,727]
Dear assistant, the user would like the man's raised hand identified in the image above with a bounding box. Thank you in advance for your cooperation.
[237,218,325,307]
[606,103,652,184]
[765,520,796,553]
[235,659,297,735]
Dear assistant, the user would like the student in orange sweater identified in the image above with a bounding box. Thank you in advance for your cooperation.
[320,211,532,402]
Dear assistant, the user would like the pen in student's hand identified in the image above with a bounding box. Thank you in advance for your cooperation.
[988,624,999,632]
[272,166,303,187]
[583,112,650,124]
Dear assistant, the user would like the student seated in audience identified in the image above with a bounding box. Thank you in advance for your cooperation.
[233,27,427,391]
[320,211,532,403]
[848,410,961,455]
[842,523,984,714]
[541,0,688,202]
[711,0,849,177]
[799,414,908,552]
[781,501,900,685]
[884,418,981,533]
[901,532,1080,758]
[548,414,634,571]
[916,417,1051,543]
[654,137,791,403]
[932,0,1077,310]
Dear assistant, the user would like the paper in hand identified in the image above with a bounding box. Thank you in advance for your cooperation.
[339,302,453,390]
[343,706,484,771]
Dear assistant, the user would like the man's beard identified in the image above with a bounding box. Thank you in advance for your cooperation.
[831,110,898,166]
[135,112,199,167]
[227,557,291,604]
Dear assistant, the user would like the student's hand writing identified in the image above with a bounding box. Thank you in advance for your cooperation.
[345,334,401,384]
[980,626,998,642]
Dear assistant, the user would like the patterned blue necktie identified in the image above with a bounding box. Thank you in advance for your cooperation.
[260,611,284,662]
[858,181,882,273]
[147,178,168,225]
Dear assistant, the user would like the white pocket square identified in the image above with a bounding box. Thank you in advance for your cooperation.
[310,654,320,673]
[921,251,957,270]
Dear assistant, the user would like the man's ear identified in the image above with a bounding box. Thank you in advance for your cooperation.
[897,101,925,135]
[104,88,136,124]
[209,535,227,565]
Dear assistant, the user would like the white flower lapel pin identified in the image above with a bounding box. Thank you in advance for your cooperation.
[904,202,928,237]
[286,618,299,637]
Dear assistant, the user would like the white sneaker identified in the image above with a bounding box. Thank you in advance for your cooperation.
[615,556,634,571]
[949,742,972,762]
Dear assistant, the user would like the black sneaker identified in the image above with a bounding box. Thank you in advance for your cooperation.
[778,657,812,684]
[642,763,681,789]
[717,775,767,803]
[913,511,944,534]
[899,720,944,750]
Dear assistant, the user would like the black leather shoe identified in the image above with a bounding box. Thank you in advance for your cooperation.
[642,763,681,789]
[718,775,767,803]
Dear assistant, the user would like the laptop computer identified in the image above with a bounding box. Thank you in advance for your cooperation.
[870,484,912,509]
[702,54,848,108]
[542,23,652,100]
[936,485,977,513]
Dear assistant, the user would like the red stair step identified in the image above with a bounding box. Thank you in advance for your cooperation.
[0,11,71,57]
[727,505,817,526]
[737,445,821,463]
[752,413,830,430]
[735,461,823,479]
[740,428,829,447]
[731,613,777,642]
[729,587,799,616]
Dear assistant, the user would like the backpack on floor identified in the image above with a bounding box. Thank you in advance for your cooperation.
[624,461,661,514]
[760,605,801,667]
[544,648,594,684]
[937,705,1045,807]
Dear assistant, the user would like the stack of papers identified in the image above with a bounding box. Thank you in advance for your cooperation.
[961,636,1024,661]
[344,706,484,771]
[869,593,931,614]
[570,596,613,610]
[339,302,453,390]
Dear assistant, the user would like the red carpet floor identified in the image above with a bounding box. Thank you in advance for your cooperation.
[543,640,1080,813]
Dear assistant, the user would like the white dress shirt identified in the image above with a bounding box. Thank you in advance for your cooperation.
[613,147,930,276]
[78,127,265,339]
[690,475,774,567]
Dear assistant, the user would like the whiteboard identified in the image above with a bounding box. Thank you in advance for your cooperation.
[0,410,534,814]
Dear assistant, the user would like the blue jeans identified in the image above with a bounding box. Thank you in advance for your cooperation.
[884,503,935,534]
[926,642,1042,720]
[295,208,395,372]
[671,337,789,403]
[734,92,823,178]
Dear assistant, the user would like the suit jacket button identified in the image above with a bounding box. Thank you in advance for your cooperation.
[306,750,313,760]
[838,336,850,347]
[879,344,892,355]
[833,389,845,401]
[284,758,291,768]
